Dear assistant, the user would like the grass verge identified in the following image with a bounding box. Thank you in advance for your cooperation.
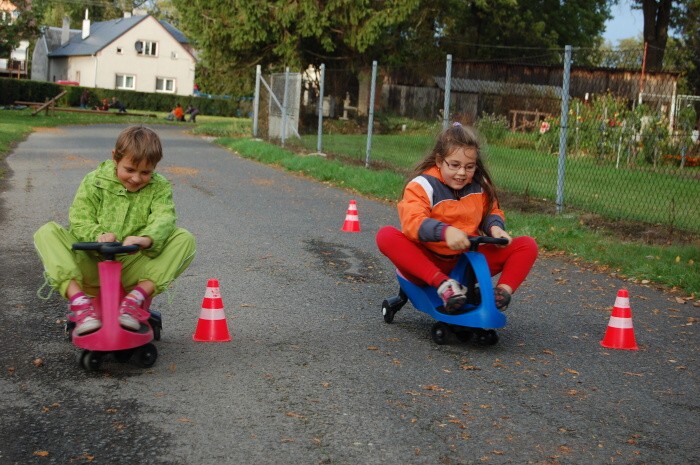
[216,137,699,297]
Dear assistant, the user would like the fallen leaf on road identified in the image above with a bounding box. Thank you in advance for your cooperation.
[33,451,49,457]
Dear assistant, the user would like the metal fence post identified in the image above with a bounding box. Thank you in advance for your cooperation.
[365,60,378,168]
[281,67,290,146]
[317,63,325,154]
[443,54,452,130]
[252,65,261,138]
[556,45,572,214]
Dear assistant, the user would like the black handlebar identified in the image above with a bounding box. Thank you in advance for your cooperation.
[72,242,140,260]
[468,236,509,251]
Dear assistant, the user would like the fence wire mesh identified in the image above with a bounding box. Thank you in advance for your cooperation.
[253,47,699,236]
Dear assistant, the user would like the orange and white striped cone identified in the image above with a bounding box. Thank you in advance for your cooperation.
[600,289,638,350]
[341,199,361,232]
[193,278,231,342]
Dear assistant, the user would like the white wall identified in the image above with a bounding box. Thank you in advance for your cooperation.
[85,16,195,95]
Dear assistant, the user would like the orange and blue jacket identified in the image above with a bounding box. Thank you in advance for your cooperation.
[398,166,505,257]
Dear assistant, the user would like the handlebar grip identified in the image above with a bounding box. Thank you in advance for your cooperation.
[468,236,510,246]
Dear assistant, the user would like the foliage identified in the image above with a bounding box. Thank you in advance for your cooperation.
[475,113,510,144]
[0,77,249,117]
[0,0,46,57]
[171,0,422,95]
[438,0,611,65]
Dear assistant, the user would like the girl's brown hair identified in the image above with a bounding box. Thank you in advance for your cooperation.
[113,125,163,166]
[407,123,499,223]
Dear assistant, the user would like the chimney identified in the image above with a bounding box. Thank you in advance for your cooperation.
[61,16,70,45]
[82,9,90,40]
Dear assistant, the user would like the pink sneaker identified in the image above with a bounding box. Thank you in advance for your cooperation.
[437,279,467,314]
[118,298,151,331]
[67,301,101,335]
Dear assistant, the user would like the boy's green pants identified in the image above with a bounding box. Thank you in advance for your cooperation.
[34,221,196,298]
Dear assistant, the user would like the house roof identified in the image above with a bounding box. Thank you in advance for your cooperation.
[42,26,82,52]
[433,77,563,99]
[48,15,189,57]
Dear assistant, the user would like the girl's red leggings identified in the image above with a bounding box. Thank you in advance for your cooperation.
[375,226,538,292]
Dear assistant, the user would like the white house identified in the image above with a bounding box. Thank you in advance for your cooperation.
[32,12,196,96]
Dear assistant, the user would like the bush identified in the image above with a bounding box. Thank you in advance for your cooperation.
[0,77,252,117]
[475,113,510,143]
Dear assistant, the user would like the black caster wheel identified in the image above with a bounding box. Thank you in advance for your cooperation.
[65,321,76,342]
[455,329,473,343]
[132,343,158,368]
[382,300,395,323]
[475,329,499,346]
[148,310,162,341]
[79,350,103,371]
[431,322,451,345]
[113,349,135,363]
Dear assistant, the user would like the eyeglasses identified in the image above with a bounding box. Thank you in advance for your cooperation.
[442,160,476,172]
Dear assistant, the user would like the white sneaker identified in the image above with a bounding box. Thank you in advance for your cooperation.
[437,279,467,314]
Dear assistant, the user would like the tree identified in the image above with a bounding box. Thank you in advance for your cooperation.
[438,0,611,64]
[0,0,45,57]
[171,0,423,95]
[638,0,673,70]
[670,0,699,95]
[172,0,618,95]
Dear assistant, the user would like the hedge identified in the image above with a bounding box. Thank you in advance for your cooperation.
[0,77,252,117]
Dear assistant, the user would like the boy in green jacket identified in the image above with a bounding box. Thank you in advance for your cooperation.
[34,126,196,335]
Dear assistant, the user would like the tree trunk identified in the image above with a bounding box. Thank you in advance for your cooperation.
[641,0,673,70]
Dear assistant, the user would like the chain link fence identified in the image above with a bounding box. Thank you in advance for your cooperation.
[253,47,700,236]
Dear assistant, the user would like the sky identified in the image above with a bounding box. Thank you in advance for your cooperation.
[603,1,644,44]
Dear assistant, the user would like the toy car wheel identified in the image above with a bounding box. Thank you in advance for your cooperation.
[113,349,134,363]
[455,329,473,343]
[475,329,499,346]
[431,322,450,345]
[382,300,395,324]
[79,350,103,371]
[132,343,158,368]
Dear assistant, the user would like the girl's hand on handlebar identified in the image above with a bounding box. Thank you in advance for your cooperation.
[122,235,152,249]
[489,226,512,246]
[445,226,470,250]
[97,232,117,243]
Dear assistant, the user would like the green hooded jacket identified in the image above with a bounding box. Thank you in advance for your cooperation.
[68,160,177,258]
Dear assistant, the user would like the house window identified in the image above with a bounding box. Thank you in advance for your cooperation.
[155,78,175,93]
[116,74,135,90]
[137,40,158,56]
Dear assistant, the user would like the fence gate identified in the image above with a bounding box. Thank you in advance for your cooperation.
[253,66,301,144]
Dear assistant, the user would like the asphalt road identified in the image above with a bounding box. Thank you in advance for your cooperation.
[0,124,697,465]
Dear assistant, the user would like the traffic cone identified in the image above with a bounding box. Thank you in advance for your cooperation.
[600,289,638,350]
[193,279,231,342]
[341,200,361,232]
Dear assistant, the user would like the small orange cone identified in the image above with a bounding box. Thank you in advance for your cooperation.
[341,200,361,232]
[193,279,232,342]
[600,289,638,350]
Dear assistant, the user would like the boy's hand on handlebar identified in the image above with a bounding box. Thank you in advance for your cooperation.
[489,226,512,246]
[122,235,152,249]
[97,232,117,243]
[445,226,470,250]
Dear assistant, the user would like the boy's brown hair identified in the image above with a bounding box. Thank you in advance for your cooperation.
[113,125,163,166]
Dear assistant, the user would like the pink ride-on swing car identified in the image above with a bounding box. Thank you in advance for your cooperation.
[67,242,162,371]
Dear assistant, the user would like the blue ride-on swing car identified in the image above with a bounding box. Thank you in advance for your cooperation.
[381,236,509,345]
